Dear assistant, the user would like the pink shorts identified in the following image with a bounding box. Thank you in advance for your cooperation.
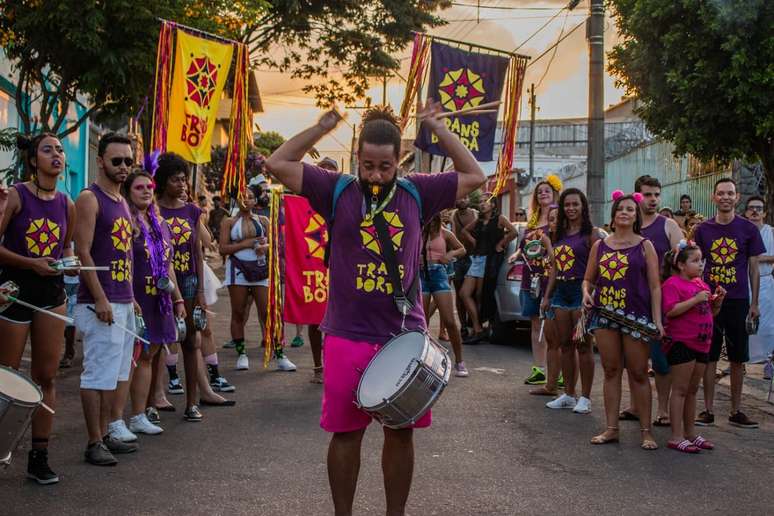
[320,334,432,433]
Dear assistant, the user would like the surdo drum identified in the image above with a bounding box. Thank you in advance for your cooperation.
[355,331,451,429]
[193,306,207,331]
[0,366,43,465]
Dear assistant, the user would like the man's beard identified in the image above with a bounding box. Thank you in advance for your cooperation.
[358,171,396,202]
[104,167,127,185]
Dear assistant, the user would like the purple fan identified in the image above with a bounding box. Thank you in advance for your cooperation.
[144,149,161,176]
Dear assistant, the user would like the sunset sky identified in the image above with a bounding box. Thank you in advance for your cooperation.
[255,0,626,167]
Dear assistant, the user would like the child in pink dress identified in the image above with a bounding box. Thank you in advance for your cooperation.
[662,241,726,453]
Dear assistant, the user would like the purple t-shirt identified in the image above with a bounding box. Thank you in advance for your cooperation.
[301,164,458,343]
[693,215,765,299]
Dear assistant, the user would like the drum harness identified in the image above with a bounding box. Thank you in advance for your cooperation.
[325,174,423,330]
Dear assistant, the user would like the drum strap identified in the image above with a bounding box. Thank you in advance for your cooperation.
[373,212,419,320]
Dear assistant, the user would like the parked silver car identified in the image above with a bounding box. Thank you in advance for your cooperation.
[490,222,530,344]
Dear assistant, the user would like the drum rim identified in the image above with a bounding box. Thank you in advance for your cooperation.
[0,365,43,405]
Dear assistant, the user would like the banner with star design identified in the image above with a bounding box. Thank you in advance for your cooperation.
[415,42,509,162]
[283,195,329,324]
[167,30,233,163]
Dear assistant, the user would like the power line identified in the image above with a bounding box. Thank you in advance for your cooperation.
[513,7,566,52]
[451,1,566,10]
[536,10,571,89]
[527,19,585,68]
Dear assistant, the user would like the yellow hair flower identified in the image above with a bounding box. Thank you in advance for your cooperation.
[546,174,563,193]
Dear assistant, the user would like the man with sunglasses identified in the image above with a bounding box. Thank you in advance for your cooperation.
[744,196,774,375]
[74,132,140,465]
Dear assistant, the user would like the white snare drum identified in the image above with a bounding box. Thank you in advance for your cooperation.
[0,366,43,465]
[356,331,451,429]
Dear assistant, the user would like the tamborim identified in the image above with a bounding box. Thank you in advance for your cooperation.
[50,256,81,272]
[356,331,451,429]
[175,317,187,342]
[0,366,43,465]
[156,276,175,294]
[0,281,20,314]
[193,306,207,331]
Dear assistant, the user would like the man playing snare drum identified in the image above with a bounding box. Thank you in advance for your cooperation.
[265,103,485,515]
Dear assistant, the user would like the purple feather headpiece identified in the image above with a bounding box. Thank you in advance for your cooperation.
[143,149,161,176]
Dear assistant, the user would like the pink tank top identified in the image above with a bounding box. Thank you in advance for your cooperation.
[425,232,446,261]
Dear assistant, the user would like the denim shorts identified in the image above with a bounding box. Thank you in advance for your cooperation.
[649,339,670,375]
[421,264,452,294]
[466,255,487,278]
[550,279,583,310]
[520,289,541,318]
[65,282,79,327]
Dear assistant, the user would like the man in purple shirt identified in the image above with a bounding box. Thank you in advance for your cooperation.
[693,178,765,429]
[265,104,485,515]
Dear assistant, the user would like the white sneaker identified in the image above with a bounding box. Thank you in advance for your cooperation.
[546,394,576,410]
[129,413,164,435]
[276,356,297,371]
[454,361,470,378]
[573,396,592,414]
[108,419,138,443]
[236,353,249,370]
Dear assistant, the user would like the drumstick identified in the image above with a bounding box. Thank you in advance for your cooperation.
[40,402,55,415]
[86,306,151,346]
[438,109,498,119]
[6,296,74,324]
[439,100,501,117]
[538,318,545,343]
[59,266,109,271]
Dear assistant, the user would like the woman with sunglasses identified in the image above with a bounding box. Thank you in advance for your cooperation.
[0,133,75,484]
[583,191,664,450]
[121,170,185,434]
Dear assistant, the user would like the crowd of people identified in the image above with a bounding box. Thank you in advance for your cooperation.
[0,106,771,516]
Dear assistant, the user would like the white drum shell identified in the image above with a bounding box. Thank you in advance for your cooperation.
[0,366,43,464]
[356,331,450,429]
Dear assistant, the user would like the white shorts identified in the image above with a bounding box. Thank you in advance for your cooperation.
[223,257,269,287]
[75,302,136,390]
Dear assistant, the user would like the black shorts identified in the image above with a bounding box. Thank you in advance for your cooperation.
[666,341,709,366]
[0,268,66,324]
[710,298,749,363]
[453,256,471,281]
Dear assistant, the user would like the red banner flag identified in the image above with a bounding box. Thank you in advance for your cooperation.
[283,195,329,324]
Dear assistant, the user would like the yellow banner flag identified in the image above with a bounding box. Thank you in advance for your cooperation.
[167,30,233,163]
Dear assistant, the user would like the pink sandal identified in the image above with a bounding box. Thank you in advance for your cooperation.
[667,439,700,454]
[691,435,715,450]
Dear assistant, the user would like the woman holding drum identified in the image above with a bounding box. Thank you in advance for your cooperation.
[582,191,664,450]
[122,170,186,434]
[518,176,561,385]
[0,133,76,484]
[543,189,601,413]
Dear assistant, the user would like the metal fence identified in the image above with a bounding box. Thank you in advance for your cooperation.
[604,139,731,218]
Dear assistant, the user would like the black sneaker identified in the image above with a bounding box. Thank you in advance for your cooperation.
[184,405,203,422]
[27,449,59,484]
[103,435,138,454]
[145,406,161,425]
[695,410,715,426]
[728,411,759,429]
[167,377,184,395]
[84,441,118,466]
[210,375,236,393]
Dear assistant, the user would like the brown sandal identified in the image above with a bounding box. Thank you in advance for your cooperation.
[591,427,619,444]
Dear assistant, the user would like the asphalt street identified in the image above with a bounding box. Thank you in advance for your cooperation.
[2,288,773,515]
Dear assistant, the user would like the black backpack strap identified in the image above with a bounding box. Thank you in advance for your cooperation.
[373,212,418,317]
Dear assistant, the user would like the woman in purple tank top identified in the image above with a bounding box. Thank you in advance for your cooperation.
[154,153,207,421]
[543,189,601,413]
[122,171,186,433]
[582,192,663,450]
[0,133,75,484]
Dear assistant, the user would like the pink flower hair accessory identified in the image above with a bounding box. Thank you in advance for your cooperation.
[632,192,644,203]
[611,189,625,201]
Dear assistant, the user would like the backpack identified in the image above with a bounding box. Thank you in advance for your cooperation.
[323,175,423,267]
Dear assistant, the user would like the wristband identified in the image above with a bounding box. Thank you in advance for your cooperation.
[173,299,185,305]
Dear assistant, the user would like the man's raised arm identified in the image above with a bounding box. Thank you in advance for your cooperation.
[265,110,343,193]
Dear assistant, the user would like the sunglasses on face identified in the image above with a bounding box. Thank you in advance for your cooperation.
[132,183,155,192]
[747,205,764,212]
[110,157,134,167]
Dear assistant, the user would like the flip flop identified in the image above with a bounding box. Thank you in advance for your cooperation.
[618,410,638,421]
[667,439,699,453]
[199,399,236,407]
[653,416,671,427]
[691,435,714,450]
[591,427,620,445]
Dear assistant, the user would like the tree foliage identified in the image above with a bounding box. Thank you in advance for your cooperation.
[189,0,450,107]
[607,0,773,196]
[201,130,285,193]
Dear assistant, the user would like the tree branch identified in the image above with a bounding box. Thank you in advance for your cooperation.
[15,64,30,134]
[56,104,100,140]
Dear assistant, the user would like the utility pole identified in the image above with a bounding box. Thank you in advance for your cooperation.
[586,0,605,225]
[528,83,536,181]
[382,75,388,106]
